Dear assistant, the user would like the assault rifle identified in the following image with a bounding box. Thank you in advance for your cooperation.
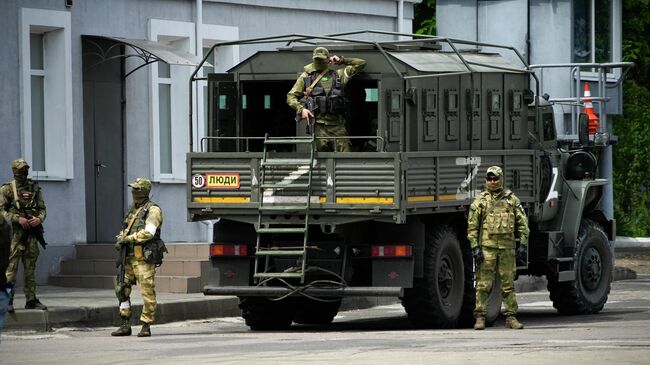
[295,96,317,135]
[17,211,47,250]
[115,242,128,302]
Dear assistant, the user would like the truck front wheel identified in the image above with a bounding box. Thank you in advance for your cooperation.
[547,219,612,314]
[402,224,469,328]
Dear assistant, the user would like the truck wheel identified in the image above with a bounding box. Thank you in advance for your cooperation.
[547,219,612,314]
[402,225,468,328]
[293,298,341,325]
[239,297,295,330]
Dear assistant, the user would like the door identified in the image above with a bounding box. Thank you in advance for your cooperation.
[82,39,125,242]
[207,73,236,151]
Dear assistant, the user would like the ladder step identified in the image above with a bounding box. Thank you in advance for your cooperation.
[257,227,306,234]
[254,272,304,278]
[259,205,308,212]
[255,249,305,256]
[264,138,314,145]
[262,159,312,166]
[261,183,311,189]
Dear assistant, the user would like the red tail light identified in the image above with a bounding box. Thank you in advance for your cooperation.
[210,244,248,257]
[371,245,412,257]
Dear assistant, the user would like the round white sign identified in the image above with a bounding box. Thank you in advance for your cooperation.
[191,174,206,188]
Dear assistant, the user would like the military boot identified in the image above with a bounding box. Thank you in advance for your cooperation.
[474,317,486,330]
[25,298,48,310]
[111,318,132,336]
[137,323,151,337]
[505,316,524,329]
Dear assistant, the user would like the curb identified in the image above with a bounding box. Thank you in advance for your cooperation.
[2,267,637,332]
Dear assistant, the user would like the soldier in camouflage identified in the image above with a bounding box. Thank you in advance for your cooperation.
[0,159,47,312]
[467,166,529,330]
[287,46,366,152]
[111,178,163,337]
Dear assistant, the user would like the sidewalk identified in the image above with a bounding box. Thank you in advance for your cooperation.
[3,237,645,333]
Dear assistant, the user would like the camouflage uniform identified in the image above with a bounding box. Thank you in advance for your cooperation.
[0,159,47,310]
[112,178,163,337]
[467,166,529,329]
[287,46,366,152]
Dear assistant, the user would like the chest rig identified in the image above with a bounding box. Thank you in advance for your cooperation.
[304,69,348,116]
[482,192,515,235]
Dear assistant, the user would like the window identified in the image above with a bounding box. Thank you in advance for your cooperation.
[573,0,617,63]
[20,9,73,180]
[150,20,239,181]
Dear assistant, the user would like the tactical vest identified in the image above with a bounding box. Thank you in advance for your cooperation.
[304,69,348,116]
[481,190,516,235]
[124,201,162,242]
[7,180,41,216]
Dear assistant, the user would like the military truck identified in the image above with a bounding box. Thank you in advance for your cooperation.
[187,31,630,330]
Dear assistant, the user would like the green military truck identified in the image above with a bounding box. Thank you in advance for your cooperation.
[187,31,630,330]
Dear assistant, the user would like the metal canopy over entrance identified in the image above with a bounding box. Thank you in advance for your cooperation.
[82,35,208,78]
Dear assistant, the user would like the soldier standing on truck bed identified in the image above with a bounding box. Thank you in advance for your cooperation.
[287,46,366,152]
[468,166,529,330]
[1,158,47,312]
[112,178,165,337]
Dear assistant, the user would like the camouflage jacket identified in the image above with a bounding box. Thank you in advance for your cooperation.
[118,200,163,245]
[0,179,47,226]
[467,189,529,249]
[286,57,366,124]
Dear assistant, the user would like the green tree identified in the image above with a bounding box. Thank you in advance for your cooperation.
[413,0,436,35]
[613,1,650,236]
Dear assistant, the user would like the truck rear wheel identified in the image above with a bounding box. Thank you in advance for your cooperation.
[293,298,341,325]
[240,297,295,330]
[402,225,469,328]
[547,219,612,314]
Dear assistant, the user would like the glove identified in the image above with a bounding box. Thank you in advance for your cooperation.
[516,245,528,266]
[115,236,129,250]
[4,282,14,297]
[472,247,484,266]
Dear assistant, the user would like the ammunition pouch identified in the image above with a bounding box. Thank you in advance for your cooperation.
[143,238,167,267]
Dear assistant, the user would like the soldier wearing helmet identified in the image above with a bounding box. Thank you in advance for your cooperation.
[287,46,366,152]
[111,177,164,337]
[467,166,529,330]
[0,158,47,312]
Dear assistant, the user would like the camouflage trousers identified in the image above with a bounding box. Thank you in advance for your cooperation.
[5,232,40,301]
[474,246,518,317]
[315,122,351,152]
[118,255,157,324]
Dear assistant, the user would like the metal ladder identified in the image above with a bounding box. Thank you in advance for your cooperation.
[254,133,316,284]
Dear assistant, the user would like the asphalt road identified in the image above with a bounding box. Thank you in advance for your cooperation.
[2,276,649,365]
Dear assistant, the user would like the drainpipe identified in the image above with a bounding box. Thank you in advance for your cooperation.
[397,0,404,39]
[200,219,219,243]
[195,0,203,149]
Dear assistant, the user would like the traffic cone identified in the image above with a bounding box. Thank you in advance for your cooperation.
[582,83,599,135]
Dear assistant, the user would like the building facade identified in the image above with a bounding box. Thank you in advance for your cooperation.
[0,0,417,282]
[437,0,625,220]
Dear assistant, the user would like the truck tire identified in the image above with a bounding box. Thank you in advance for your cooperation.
[547,219,612,314]
[402,225,468,328]
[293,298,341,325]
[239,297,295,330]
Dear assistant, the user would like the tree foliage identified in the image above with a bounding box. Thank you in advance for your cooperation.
[413,0,436,35]
[613,1,650,236]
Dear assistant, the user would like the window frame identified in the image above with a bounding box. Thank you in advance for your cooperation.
[572,0,622,79]
[20,8,73,180]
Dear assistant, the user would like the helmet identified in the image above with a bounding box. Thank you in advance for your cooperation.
[312,46,329,60]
